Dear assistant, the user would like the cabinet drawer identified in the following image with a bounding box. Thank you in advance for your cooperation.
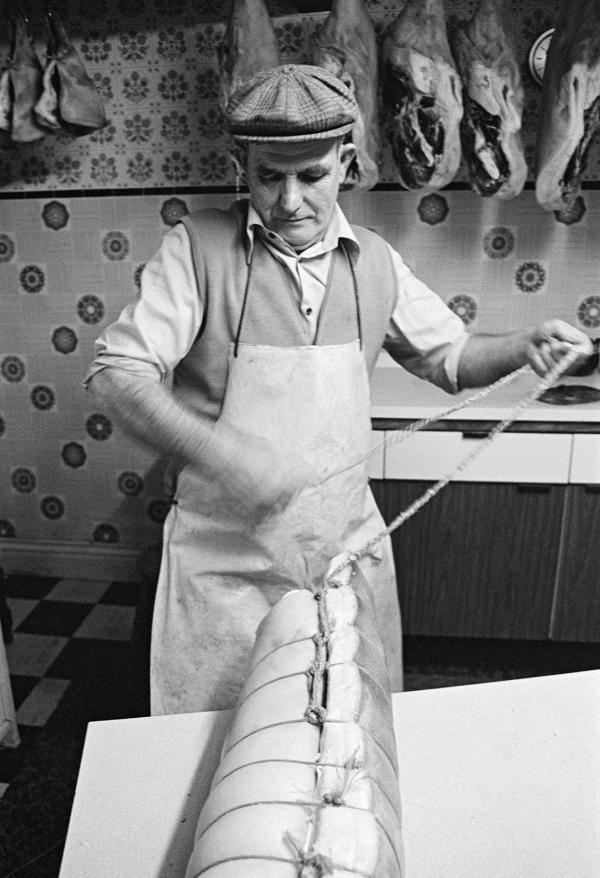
[384,431,572,483]
[569,435,600,484]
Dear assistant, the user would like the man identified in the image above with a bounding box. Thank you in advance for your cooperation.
[85,65,591,715]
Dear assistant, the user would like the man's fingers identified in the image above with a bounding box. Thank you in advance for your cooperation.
[541,320,593,355]
[529,348,550,377]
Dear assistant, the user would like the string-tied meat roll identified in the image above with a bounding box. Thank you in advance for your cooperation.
[185,559,404,878]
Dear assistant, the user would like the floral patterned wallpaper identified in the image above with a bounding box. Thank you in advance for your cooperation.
[2,183,600,552]
[1,0,599,192]
[2,0,600,563]
[0,193,176,549]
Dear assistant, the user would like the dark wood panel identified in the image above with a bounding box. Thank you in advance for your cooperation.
[371,420,600,434]
[370,480,566,640]
[551,486,600,642]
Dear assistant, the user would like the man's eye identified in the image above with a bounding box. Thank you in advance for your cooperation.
[299,172,326,183]
[258,172,282,184]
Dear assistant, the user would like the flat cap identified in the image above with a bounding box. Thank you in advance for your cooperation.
[225,64,358,142]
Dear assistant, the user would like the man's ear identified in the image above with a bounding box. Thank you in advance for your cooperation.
[338,141,357,181]
[230,143,248,183]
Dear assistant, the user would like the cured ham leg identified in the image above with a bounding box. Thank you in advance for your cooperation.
[5,16,45,143]
[218,0,280,114]
[535,0,600,212]
[450,0,527,199]
[313,0,380,190]
[0,68,12,148]
[34,12,106,137]
[381,0,463,191]
[185,561,404,878]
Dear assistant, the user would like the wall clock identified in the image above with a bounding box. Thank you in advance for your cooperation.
[528,28,555,86]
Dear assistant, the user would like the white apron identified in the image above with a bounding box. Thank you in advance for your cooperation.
[150,254,403,714]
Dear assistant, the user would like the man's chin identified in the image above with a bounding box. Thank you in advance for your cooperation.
[278,224,320,251]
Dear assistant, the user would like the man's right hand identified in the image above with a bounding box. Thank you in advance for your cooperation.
[88,369,308,517]
[198,421,309,518]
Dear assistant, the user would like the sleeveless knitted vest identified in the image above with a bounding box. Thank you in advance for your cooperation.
[176,200,396,419]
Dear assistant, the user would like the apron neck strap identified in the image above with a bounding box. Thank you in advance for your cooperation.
[234,234,363,357]
[341,239,363,351]
[233,251,254,358]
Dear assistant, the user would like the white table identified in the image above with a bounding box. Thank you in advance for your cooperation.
[59,671,600,878]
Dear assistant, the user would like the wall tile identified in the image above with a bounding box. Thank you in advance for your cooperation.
[2,187,599,549]
[2,0,600,552]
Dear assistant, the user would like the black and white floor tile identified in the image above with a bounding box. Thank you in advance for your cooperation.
[0,574,140,800]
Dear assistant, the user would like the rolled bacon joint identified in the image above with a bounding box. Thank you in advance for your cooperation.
[450,0,527,199]
[313,0,380,190]
[218,0,281,114]
[381,0,463,192]
[185,562,404,878]
[535,0,600,212]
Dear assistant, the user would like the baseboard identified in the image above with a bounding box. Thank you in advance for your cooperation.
[0,541,144,582]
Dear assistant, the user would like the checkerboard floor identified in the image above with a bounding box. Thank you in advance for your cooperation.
[0,574,141,800]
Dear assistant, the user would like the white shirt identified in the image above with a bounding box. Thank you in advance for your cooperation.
[246,203,468,389]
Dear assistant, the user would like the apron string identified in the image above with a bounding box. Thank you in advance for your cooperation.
[314,242,362,348]
[312,245,338,345]
[233,248,255,358]
[341,238,363,351]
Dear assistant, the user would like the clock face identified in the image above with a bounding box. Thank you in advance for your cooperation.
[528,28,555,86]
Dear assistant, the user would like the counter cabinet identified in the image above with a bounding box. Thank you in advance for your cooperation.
[370,428,600,643]
[552,485,600,641]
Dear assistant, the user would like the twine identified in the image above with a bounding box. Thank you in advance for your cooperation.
[321,364,531,487]
[193,854,373,878]
[329,347,582,581]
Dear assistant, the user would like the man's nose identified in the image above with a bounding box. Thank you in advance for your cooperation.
[279,176,302,214]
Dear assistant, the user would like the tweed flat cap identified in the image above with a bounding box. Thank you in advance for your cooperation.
[225,64,358,142]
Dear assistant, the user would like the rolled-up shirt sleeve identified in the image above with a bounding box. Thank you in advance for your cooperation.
[83,223,202,387]
[383,245,469,393]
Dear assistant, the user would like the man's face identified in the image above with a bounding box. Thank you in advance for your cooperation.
[245,138,355,251]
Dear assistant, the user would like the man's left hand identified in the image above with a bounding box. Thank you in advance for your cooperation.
[526,320,594,378]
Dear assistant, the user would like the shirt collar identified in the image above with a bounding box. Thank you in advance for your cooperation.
[244,201,360,263]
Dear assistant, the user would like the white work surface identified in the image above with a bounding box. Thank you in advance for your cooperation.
[59,671,600,878]
[370,361,600,423]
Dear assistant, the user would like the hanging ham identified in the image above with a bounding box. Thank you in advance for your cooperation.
[313,0,380,190]
[381,0,463,191]
[217,0,281,113]
[450,0,527,199]
[0,68,12,148]
[4,15,46,143]
[34,11,106,137]
[535,0,600,212]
